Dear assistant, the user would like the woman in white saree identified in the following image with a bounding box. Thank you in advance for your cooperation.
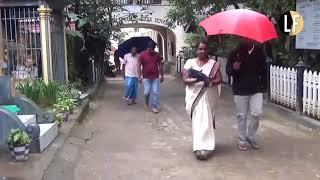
[183,40,222,160]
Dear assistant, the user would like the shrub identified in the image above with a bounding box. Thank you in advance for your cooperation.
[7,129,31,147]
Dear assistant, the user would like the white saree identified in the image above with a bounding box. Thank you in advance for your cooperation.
[184,58,220,151]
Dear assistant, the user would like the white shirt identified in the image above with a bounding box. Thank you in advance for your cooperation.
[123,53,139,77]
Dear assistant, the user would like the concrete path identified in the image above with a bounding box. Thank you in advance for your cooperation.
[43,78,320,180]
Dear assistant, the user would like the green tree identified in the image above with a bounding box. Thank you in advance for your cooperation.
[166,0,310,68]
[69,0,124,45]
[166,0,247,57]
[166,0,248,24]
[245,0,299,66]
[65,0,126,84]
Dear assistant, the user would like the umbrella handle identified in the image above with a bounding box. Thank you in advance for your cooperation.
[236,53,242,63]
[218,35,225,54]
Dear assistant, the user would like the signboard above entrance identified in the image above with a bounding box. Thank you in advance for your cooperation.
[117,15,177,28]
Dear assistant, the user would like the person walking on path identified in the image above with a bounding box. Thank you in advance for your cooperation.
[122,46,139,105]
[183,39,222,160]
[138,41,164,114]
[226,38,267,151]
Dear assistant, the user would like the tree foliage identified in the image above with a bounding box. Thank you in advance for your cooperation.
[68,0,125,45]
[245,0,299,66]
[166,0,317,68]
[65,0,126,84]
[166,0,251,58]
[166,0,248,24]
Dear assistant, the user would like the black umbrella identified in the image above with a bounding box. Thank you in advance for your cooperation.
[188,69,208,81]
[117,36,157,58]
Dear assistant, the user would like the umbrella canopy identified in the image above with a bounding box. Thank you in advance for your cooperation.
[117,36,157,58]
[199,9,278,43]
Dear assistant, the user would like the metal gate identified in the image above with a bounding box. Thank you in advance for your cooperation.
[0,6,41,80]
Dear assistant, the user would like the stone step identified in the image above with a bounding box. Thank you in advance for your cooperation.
[38,123,58,152]
[18,115,36,127]
[30,122,58,153]
[80,93,89,100]
[18,115,58,153]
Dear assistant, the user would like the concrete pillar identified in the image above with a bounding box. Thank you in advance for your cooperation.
[0,20,4,75]
[157,33,163,57]
[173,26,188,53]
[295,59,307,114]
[38,5,53,84]
[62,15,68,83]
[166,29,177,63]
[266,57,273,102]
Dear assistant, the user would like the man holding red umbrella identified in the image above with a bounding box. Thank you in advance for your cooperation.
[199,9,277,151]
[226,38,267,151]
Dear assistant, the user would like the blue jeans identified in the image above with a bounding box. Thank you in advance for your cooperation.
[143,79,159,109]
[124,76,138,100]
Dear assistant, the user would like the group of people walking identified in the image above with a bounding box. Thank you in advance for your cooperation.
[121,38,267,161]
[183,38,266,160]
[122,42,164,114]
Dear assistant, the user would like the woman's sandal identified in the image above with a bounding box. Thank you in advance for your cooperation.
[238,143,248,151]
[194,150,212,160]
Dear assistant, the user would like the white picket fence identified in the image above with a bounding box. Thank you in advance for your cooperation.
[270,65,297,109]
[303,70,320,118]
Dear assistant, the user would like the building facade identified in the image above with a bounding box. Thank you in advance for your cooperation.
[114,0,193,73]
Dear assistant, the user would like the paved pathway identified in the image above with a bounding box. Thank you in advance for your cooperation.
[43,78,320,180]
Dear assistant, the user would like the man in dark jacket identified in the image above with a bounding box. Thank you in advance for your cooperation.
[226,38,267,151]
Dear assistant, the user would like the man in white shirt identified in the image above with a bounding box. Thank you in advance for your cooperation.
[122,46,139,105]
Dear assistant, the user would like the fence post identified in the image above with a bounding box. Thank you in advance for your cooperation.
[266,57,273,101]
[295,59,306,114]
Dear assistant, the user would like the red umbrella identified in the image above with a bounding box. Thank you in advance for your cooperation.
[199,9,278,43]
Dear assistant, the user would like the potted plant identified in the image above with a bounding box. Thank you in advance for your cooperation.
[71,89,82,106]
[53,102,70,121]
[53,98,76,121]
[7,128,31,161]
[56,86,79,114]
[66,98,77,114]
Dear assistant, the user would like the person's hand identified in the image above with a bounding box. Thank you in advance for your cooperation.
[138,77,143,84]
[233,62,241,70]
[211,79,220,86]
[160,76,164,83]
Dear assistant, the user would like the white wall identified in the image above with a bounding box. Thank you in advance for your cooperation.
[145,5,188,53]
